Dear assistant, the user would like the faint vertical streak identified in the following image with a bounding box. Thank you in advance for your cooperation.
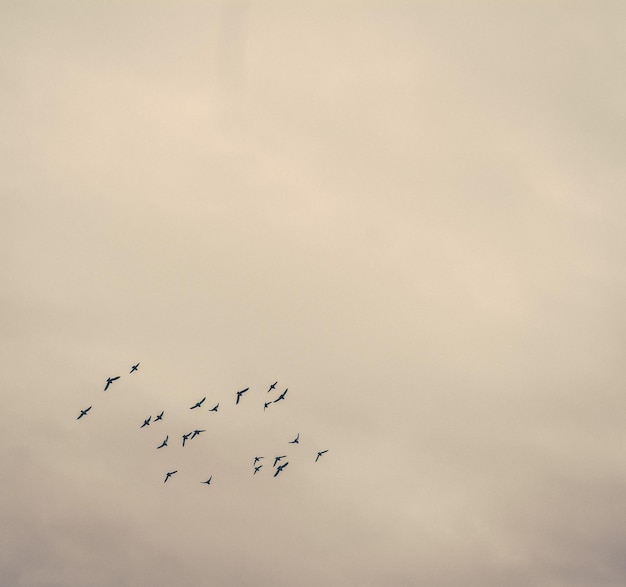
[216,0,251,132]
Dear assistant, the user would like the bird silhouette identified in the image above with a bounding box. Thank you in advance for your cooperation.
[201,476,212,485]
[274,462,289,477]
[140,416,151,428]
[157,436,168,449]
[254,465,263,475]
[267,381,278,393]
[235,388,249,405]
[154,411,164,422]
[253,456,264,465]
[289,433,299,444]
[104,376,120,391]
[190,429,205,440]
[182,432,192,447]
[77,406,92,420]
[273,455,287,467]
[273,388,288,403]
[208,403,219,412]
[190,397,206,409]
[164,470,177,483]
[263,401,272,411]
[130,362,140,373]
[315,450,329,462]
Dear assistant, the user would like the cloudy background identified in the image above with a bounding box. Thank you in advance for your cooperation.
[2,1,625,585]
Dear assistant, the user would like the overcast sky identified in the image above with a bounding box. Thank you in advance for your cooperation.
[2,2,625,586]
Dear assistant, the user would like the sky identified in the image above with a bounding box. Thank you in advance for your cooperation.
[1,1,625,586]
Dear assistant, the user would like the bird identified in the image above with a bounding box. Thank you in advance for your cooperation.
[130,362,140,373]
[315,450,329,462]
[273,455,286,467]
[263,401,272,411]
[273,388,288,403]
[254,465,263,475]
[164,470,177,483]
[182,432,192,447]
[190,397,206,409]
[274,462,289,477]
[289,433,299,444]
[104,376,120,391]
[235,387,249,405]
[157,436,168,449]
[140,416,151,428]
[253,456,264,465]
[201,476,212,485]
[154,411,164,422]
[267,381,278,393]
[190,429,205,440]
[77,406,91,420]
[208,403,219,412]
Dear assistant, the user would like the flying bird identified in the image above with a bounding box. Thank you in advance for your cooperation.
[273,388,288,403]
[157,436,168,449]
[190,429,205,439]
[190,397,206,409]
[201,476,212,485]
[130,362,140,373]
[164,470,177,483]
[104,376,120,391]
[315,450,329,462]
[154,411,164,422]
[140,416,151,428]
[273,455,287,467]
[254,465,263,475]
[77,406,92,420]
[274,462,289,477]
[267,381,278,393]
[235,387,249,405]
[263,401,272,411]
[253,456,264,465]
[289,433,299,444]
[208,403,219,412]
[182,432,193,447]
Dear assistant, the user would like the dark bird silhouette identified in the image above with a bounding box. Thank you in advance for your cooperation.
[263,401,272,411]
[253,456,264,465]
[208,403,219,412]
[274,462,289,477]
[190,397,206,409]
[267,381,278,393]
[289,433,299,444]
[190,429,205,439]
[273,388,288,403]
[140,416,151,428]
[315,450,329,462]
[235,387,249,405]
[164,470,177,483]
[182,432,193,447]
[157,436,168,449]
[273,455,287,467]
[130,362,140,373]
[154,411,164,422]
[104,376,120,391]
[201,476,212,485]
[77,406,92,420]
[254,465,263,475]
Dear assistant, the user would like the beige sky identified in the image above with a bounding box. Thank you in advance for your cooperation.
[2,2,625,586]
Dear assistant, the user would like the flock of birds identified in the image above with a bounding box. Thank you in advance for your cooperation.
[77,362,330,485]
